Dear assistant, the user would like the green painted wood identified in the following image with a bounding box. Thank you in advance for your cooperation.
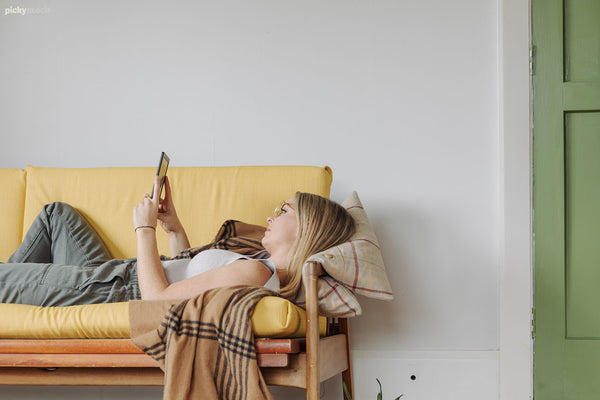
[565,341,600,397]
[563,83,600,111]
[565,112,600,338]
[534,0,600,398]
[564,0,600,82]
[533,0,565,399]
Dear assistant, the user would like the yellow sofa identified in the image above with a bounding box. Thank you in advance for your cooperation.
[1,165,332,261]
[0,165,332,337]
[0,165,351,399]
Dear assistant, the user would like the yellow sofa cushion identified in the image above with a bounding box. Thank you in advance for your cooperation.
[0,297,326,339]
[0,169,26,261]
[252,295,327,338]
[23,165,332,259]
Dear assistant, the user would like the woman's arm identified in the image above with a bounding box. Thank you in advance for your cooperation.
[156,176,191,256]
[133,177,272,301]
[135,227,170,298]
[133,177,170,298]
[141,258,272,301]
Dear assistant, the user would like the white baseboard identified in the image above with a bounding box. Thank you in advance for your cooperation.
[352,350,499,400]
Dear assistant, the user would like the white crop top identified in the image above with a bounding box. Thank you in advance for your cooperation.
[161,249,280,292]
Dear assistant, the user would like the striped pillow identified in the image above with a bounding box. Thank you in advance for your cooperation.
[300,191,393,317]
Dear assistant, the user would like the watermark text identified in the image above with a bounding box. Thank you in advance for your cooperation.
[5,6,50,16]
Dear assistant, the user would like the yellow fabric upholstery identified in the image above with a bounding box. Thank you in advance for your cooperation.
[0,169,26,261]
[252,296,327,338]
[1,165,333,339]
[0,302,131,339]
[23,165,332,259]
[0,297,326,339]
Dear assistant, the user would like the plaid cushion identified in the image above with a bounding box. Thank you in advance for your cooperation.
[295,275,363,318]
[303,191,393,317]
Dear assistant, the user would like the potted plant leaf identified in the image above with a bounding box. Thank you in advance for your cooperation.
[343,379,403,400]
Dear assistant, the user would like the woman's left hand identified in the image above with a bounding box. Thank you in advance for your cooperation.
[133,176,161,230]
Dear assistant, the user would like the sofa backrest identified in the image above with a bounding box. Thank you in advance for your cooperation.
[3,165,332,261]
[0,169,27,261]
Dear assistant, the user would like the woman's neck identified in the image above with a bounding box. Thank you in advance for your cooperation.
[275,267,288,286]
[267,250,289,285]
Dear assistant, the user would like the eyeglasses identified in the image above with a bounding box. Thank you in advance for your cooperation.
[272,201,294,219]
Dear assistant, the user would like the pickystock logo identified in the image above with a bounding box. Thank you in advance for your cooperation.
[5,5,50,16]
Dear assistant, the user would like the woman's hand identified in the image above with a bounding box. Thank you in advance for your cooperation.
[156,176,184,235]
[134,178,167,299]
[132,176,161,231]
[156,176,191,256]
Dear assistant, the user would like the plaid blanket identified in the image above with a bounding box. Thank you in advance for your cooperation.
[164,220,267,261]
[129,286,274,400]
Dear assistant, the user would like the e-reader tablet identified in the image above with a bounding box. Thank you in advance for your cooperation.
[151,152,170,199]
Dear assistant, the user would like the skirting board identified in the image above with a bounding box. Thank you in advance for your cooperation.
[352,350,499,400]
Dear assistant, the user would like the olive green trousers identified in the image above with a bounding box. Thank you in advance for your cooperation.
[0,202,140,306]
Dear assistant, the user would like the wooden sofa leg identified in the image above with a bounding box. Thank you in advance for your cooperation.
[305,261,324,400]
[339,318,354,400]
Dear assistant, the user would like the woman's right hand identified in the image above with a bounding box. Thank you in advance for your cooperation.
[157,176,191,255]
[133,177,160,231]
[156,176,183,234]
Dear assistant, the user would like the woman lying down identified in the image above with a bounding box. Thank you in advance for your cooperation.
[0,176,355,306]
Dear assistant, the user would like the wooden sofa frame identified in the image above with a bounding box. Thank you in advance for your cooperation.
[0,261,353,400]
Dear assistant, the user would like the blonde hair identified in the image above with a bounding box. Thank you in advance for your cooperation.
[278,192,356,301]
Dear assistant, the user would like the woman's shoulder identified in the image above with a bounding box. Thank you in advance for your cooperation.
[192,248,245,263]
[230,258,272,271]
[223,258,274,286]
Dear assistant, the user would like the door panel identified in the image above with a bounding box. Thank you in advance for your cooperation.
[565,342,600,397]
[534,0,600,398]
[564,0,600,82]
[565,112,600,338]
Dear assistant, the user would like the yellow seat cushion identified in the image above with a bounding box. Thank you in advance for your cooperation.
[0,169,26,261]
[0,302,131,339]
[0,297,326,339]
[23,165,332,259]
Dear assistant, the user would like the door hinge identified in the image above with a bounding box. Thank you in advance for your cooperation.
[531,307,536,340]
[530,45,536,76]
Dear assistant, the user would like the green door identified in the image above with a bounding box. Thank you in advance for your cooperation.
[533,0,600,398]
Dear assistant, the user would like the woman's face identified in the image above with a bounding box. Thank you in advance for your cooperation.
[262,197,298,254]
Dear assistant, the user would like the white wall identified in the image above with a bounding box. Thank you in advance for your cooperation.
[0,0,531,399]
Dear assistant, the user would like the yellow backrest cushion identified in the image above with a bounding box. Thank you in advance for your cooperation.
[0,169,26,261]
[0,297,326,339]
[23,166,332,259]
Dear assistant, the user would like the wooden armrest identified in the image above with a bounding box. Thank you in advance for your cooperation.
[304,261,324,277]
[303,261,323,399]
[301,261,353,399]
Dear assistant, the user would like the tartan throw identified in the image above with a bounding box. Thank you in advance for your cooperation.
[129,286,274,400]
[164,220,267,261]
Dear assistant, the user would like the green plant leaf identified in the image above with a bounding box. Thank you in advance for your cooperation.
[376,378,383,400]
[342,381,353,400]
